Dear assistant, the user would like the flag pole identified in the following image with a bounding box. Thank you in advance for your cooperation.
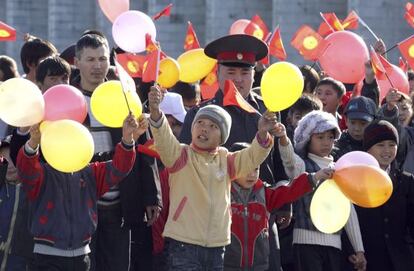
[115,55,132,113]
[357,15,380,41]
[382,44,398,56]
[319,12,335,32]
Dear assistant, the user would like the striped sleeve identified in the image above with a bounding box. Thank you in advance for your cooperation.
[344,204,364,252]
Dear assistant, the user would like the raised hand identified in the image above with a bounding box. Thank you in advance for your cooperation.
[28,123,41,149]
[132,115,149,141]
[122,113,138,145]
[148,86,165,121]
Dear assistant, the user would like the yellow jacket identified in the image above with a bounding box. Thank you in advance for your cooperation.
[150,114,273,247]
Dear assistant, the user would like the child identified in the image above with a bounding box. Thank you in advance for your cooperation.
[147,86,276,270]
[397,92,413,127]
[16,114,140,271]
[279,110,366,271]
[224,142,333,271]
[285,94,323,141]
[35,56,71,92]
[332,96,377,160]
[315,77,346,120]
[356,120,414,271]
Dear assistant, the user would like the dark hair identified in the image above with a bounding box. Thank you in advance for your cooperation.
[36,56,71,83]
[408,70,414,81]
[300,65,320,93]
[0,55,19,80]
[288,94,323,116]
[229,142,251,152]
[75,34,109,59]
[170,81,201,101]
[315,77,346,98]
[20,38,58,74]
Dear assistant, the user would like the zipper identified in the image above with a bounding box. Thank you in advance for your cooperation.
[205,161,213,246]
[243,200,249,268]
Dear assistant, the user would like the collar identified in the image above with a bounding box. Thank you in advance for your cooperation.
[308,153,334,169]
[190,143,219,154]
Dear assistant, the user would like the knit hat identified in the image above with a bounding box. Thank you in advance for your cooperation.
[192,105,232,145]
[363,120,399,151]
[294,110,341,155]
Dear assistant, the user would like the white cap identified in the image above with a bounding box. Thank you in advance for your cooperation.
[160,92,187,123]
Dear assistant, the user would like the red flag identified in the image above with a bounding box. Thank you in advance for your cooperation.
[244,14,269,41]
[114,57,137,93]
[152,3,173,20]
[320,12,344,32]
[146,34,159,53]
[291,25,328,61]
[184,21,200,51]
[268,27,287,61]
[318,22,334,37]
[369,46,386,79]
[398,34,414,70]
[116,53,147,78]
[223,80,256,113]
[200,65,219,100]
[342,11,359,30]
[137,139,160,159]
[142,49,160,82]
[405,2,414,28]
[0,21,16,41]
[399,57,409,73]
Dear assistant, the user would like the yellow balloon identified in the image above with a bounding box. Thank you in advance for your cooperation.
[260,62,304,112]
[41,120,94,173]
[177,48,217,83]
[0,78,44,127]
[157,57,180,88]
[310,179,351,234]
[91,80,142,128]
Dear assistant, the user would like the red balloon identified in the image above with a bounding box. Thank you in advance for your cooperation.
[229,19,254,35]
[377,64,409,102]
[319,31,369,84]
[43,84,87,123]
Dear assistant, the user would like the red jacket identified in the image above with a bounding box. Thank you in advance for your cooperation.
[224,173,313,270]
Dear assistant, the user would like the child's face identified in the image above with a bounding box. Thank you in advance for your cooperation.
[315,84,341,115]
[308,130,335,157]
[191,118,221,149]
[235,167,259,189]
[397,100,413,127]
[166,115,183,139]
[367,140,397,170]
[345,118,370,141]
[40,73,69,92]
[289,111,305,129]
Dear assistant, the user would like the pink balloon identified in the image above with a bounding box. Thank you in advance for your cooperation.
[43,84,87,123]
[377,64,409,103]
[98,0,129,23]
[112,10,157,53]
[229,19,251,34]
[335,151,379,171]
[319,31,369,84]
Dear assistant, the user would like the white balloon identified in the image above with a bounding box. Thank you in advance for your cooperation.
[112,10,157,53]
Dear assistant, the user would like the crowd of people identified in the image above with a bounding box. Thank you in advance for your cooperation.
[0,28,414,271]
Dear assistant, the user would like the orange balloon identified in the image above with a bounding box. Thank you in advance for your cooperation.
[333,165,393,208]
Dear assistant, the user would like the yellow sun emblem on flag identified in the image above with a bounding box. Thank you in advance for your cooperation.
[143,61,148,73]
[303,36,318,50]
[127,61,140,74]
[186,35,194,45]
[0,30,11,38]
[204,72,217,86]
[409,44,414,58]
[253,29,264,40]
